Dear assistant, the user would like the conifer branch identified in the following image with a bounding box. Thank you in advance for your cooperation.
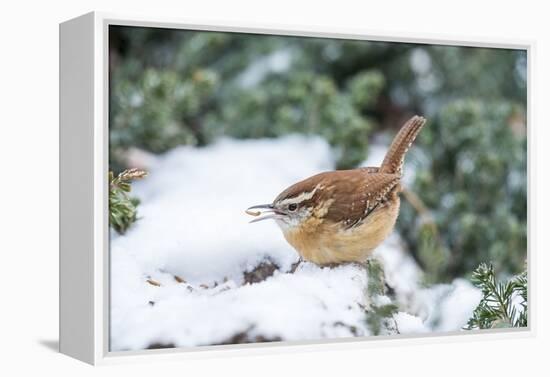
[109,168,148,234]
[465,263,527,330]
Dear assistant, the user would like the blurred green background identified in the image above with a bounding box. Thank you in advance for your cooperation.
[109,25,527,283]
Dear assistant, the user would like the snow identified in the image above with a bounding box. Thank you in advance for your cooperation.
[238,49,293,88]
[112,135,333,286]
[373,234,481,332]
[110,135,481,351]
[394,312,430,334]
[111,260,370,350]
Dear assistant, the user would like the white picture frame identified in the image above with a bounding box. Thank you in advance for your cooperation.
[59,11,534,365]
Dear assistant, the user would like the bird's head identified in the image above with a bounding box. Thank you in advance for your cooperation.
[246,178,324,231]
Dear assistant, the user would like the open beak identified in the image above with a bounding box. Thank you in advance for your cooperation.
[245,204,284,223]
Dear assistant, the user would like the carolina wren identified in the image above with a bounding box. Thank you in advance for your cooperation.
[246,115,426,266]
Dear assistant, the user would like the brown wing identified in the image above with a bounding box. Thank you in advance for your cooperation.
[358,166,380,174]
[323,170,400,228]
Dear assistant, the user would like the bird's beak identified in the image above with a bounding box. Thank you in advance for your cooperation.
[245,204,283,223]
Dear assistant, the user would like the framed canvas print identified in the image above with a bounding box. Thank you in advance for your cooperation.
[59,12,533,365]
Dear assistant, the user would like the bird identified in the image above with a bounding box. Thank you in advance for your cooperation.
[246,115,426,266]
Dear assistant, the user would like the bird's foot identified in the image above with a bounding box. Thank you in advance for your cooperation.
[289,258,303,273]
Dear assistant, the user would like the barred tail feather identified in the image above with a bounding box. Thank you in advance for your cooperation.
[379,115,426,175]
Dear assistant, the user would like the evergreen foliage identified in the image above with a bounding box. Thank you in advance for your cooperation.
[465,263,527,329]
[397,100,527,282]
[109,29,391,171]
[109,168,147,234]
[365,259,398,335]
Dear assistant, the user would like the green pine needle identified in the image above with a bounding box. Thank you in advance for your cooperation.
[109,168,148,234]
[464,263,527,330]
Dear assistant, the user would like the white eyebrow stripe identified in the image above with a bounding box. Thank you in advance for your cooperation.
[279,184,321,206]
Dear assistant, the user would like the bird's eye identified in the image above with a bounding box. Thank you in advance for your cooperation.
[288,203,298,211]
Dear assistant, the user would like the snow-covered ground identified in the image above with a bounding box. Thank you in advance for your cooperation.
[110,135,481,351]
